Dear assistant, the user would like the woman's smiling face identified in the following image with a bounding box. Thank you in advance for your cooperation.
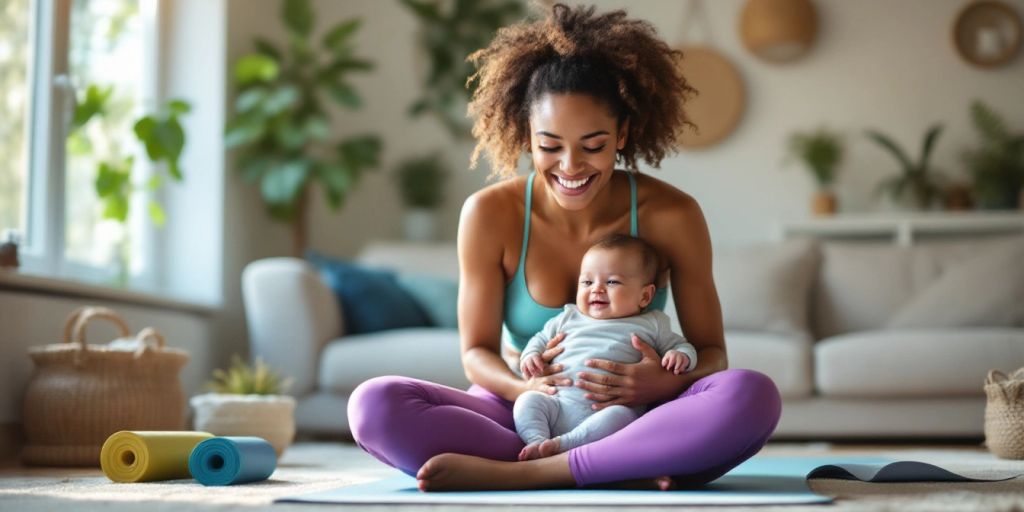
[528,93,627,211]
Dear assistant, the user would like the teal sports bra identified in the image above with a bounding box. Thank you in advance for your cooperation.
[503,171,668,351]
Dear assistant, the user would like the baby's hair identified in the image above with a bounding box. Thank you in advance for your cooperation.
[589,234,658,284]
[466,3,696,179]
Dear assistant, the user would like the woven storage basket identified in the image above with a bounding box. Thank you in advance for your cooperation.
[984,367,1024,460]
[21,306,189,466]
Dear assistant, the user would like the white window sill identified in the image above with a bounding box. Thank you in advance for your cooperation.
[0,268,218,316]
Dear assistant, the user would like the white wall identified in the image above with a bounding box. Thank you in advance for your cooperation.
[230,0,1024,254]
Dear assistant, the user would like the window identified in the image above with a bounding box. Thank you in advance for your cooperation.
[4,0,159,289]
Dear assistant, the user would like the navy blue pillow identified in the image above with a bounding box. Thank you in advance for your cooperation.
[306,251,431,335]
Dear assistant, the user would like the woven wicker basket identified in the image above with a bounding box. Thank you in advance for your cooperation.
[984,367,1024,460]
[21,306,190,467]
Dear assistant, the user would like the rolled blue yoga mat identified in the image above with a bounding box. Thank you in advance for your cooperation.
[188,437,277,486]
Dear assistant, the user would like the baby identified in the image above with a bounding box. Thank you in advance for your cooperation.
[514,234,698,461]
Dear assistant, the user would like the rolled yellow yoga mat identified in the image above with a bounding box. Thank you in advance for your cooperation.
[101,431,214,482]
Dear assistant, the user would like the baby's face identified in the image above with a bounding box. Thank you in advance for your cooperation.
[576,247,654,320]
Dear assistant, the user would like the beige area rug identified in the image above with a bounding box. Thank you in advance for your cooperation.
[1,442,1023,511]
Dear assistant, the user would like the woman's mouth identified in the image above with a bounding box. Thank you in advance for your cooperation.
[550,173,596,196]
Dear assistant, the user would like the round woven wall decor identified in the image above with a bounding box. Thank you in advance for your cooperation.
[677,46,746,150]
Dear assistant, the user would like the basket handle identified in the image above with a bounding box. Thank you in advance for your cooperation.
[64,306,131,351]
[987,369,1008,385]
[132,327,167,358]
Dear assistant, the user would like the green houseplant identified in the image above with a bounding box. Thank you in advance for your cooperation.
[961,100,1024,209]
[225,0,382,256]
[785,127,844,215]
[190,356,296,456]
[399,0,525,138]
[866,124,945,211]
[69,83,191,284]
[394,152,448,241]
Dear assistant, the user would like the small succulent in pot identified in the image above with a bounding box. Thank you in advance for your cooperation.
[190,356,296,456]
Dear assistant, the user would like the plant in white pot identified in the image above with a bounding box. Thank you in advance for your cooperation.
[190,356,295,456]
[394,152,448,241]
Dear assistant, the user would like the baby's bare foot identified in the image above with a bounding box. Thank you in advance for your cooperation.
[519,442,543,461]
[538,438,561,458]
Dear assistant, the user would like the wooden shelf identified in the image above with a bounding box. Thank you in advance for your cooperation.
[776,212,1024,246]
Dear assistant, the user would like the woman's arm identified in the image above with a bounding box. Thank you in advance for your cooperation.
[457,190,569,402]
[575,189,727,408]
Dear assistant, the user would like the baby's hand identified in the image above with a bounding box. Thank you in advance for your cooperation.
[521,353,545,379]
[661,351,691,375]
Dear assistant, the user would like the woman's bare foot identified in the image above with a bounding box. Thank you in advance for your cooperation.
[538,438,561,458]
[519,442,542,461]
[416,452,575,492]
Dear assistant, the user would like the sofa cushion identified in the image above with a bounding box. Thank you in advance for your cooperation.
[815,328,1024,398]
[395,274,459,328]
[357,241,460,281]
[725,330,813,398]
[887,238,1024,329]
[307,252,430,335]
[318,327,468,394]
[713,239,819,336]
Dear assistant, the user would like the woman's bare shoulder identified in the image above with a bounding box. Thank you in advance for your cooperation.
[459,175,528,244]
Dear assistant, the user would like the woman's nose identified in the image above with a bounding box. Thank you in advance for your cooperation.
[559,150,580,172]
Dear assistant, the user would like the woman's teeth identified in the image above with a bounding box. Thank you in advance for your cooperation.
[557,175,590,189]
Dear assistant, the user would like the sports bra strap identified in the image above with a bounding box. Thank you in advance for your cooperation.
[518,172,536,270]
[627,171,638,237]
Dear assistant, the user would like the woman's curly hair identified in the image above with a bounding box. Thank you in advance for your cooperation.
[467,3,696,179]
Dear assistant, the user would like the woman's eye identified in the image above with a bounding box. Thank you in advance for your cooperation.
[539,146,561,153]
[583,145,606,154]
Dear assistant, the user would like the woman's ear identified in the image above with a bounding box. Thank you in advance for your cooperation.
[639,283,655,309]
[617,118,630,150]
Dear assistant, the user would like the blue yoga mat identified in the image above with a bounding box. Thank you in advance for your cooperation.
[277,456,891,506]
[188,437,277,486]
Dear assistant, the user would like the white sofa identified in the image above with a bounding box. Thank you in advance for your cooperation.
[242,236,1024,439]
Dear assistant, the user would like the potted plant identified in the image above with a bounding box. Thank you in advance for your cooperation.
[961,100,1024,210]
[399,0,525,138]
[190,356,295,456]
[866,124,945,211]
[785,127,844,215]
[394,152,448,241]
[224,0,382,256]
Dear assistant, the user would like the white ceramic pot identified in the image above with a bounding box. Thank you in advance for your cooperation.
[189,393,296,456]
[403,208,437,241]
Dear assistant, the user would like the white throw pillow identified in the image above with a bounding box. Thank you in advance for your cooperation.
[713,239,820,335]
[886,238,1024,329]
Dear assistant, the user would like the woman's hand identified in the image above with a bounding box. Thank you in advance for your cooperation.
[576,334,692,409]
[521,333,571,395]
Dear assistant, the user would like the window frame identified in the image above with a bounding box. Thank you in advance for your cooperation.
[19,0,163,292]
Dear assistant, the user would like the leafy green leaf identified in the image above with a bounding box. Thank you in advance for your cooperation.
[303,115,330,140]
[225,120,266,148]
[283,0,313,37]
[263,85,300,115]
[399,0,442,22]
[167,161,183,181]
[235,87,268,113]
[865,129,914,171]
[73,84,114,129]
[148,201,166,227]
[102,193,130,222]
[168,100,191,115]
[326,81,362,108]
[254,37,282,60]
[260,160,310,205]
[338,135,382,168]
[919,124,943,170]
[273,120,308,150]
[154,119,186,161]
[147,174,162,191]
[235,54,280,85]
[323,19,361,51]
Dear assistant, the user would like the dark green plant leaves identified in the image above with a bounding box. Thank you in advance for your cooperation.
[73,84,114,130]
[283,0,313,36]
[323,19,361,52]
[261,159,311,206]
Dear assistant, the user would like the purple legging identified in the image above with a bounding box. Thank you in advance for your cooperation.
[347,369,781,487]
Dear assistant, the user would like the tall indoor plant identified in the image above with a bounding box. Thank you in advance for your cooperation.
[394,152,448,241]
[961,100,1024,209]
[866,124,945,211]
[785,127,844,215]
[225,0,382,256]
[399,0,524,138]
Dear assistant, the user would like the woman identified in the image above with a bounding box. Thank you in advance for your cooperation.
[348,3,781,491]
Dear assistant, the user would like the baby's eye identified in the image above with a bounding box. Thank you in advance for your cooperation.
[606,280,620,285]
[580,280,593,286]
